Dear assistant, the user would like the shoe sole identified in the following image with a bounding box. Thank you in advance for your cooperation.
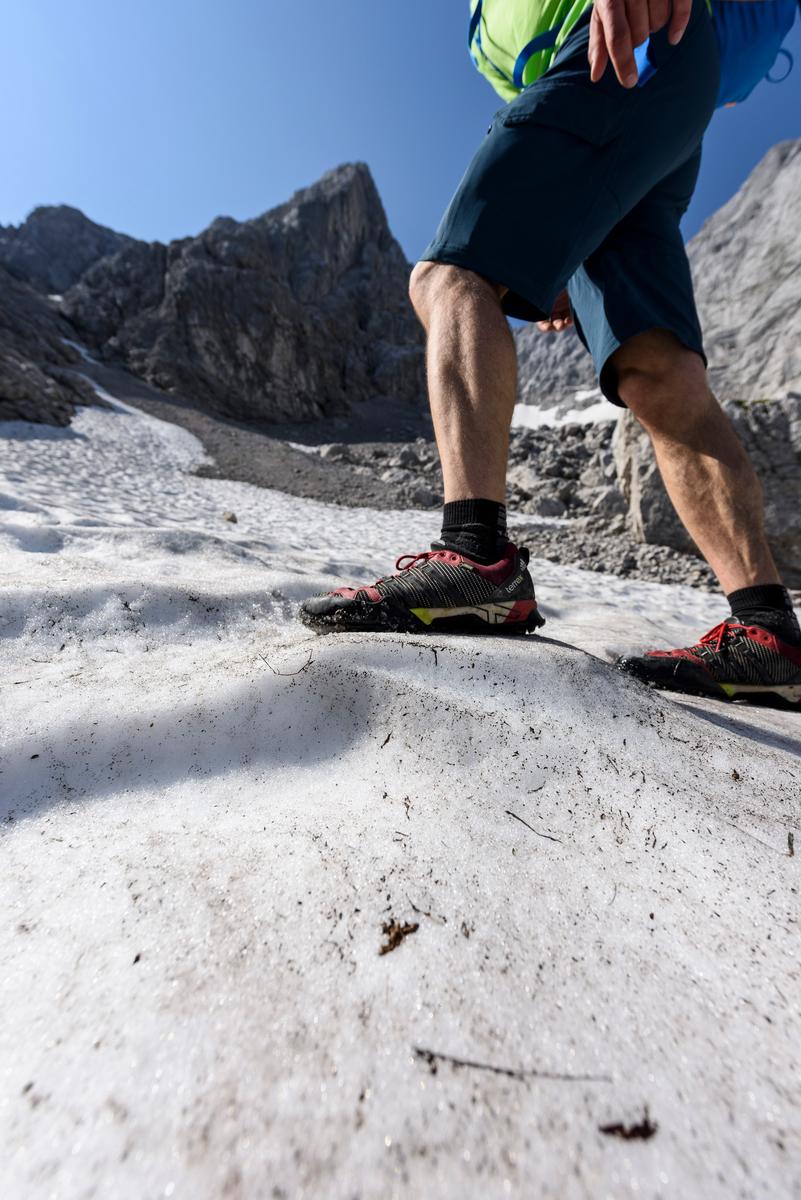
[719,681,801,705]
[617,659,801,709]
[299,599,545,637]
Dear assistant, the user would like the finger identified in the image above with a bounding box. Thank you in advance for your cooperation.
[647,0,670,33]
[668,0,692,44]
[600,0,638,87]
[536,320,555,333]
[589,8,609,81]
[625,0,650,51]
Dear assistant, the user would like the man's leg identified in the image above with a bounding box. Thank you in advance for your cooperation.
[408,262,514,505]
[297,260,545,635]
[611,329,801,703]
[611,329,780,594]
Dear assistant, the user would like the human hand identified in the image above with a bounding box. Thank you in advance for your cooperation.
[589,0,692,88]
[536,289,573,333]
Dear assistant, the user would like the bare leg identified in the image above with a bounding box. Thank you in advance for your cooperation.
[612,329,781,594]
[409,262,515,503]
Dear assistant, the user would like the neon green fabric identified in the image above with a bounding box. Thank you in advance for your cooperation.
[469,0,595,99]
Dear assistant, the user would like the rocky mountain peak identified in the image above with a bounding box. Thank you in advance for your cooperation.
[59,162,424,424]
[0,204,133,295]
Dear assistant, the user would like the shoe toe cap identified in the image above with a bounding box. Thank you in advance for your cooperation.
[617,653,717,694]
[301,594,355,618]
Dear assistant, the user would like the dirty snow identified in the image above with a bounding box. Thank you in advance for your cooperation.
[512,388,615,430]
[1,391,800,1200]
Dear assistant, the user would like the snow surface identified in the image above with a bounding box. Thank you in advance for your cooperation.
[2,391,800,1200]
[512,389,615,429]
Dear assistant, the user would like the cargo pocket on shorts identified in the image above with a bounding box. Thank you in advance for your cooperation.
[501,81,625,145]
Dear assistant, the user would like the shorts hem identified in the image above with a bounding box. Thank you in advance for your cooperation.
[598,327,708,407]
[418,245,553,323]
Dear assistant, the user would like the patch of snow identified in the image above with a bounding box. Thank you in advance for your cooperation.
[61,337,99,364]
[1,396,800,1199]
[512,396,618,429]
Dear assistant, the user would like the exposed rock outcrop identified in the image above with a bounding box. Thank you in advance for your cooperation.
[0,268,100,426]
[613,397,801,587]
[515,325,596,411]
[62,164,425,425]
[0,206,132,296]
[690,139,801,400]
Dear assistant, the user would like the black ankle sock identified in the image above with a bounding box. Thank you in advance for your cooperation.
[439,499,508,563]
[727,584,801,645]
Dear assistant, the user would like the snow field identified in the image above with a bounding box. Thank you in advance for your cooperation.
[1,395,800,1199]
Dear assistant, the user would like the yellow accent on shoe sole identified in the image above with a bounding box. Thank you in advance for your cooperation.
[718,682,801,703]
[410,603,518,627]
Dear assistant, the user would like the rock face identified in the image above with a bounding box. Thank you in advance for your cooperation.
[0,268,100,426]
[613,397,801,587]
[515,137,801,409]
[62,164,425,424]
[0,206,132,296]
[689,139,801,400]
[515,325,597,411]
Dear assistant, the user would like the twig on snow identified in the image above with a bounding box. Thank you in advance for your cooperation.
[258,650,313,676]
[414,1046,610,1083]
[506,809,561,843]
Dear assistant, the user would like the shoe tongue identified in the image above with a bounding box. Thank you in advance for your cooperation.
[734,609,801,644]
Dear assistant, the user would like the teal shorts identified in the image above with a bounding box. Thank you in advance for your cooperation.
[420,0,721,405]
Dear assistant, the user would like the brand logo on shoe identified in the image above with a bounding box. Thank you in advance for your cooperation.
[502,574,524,594]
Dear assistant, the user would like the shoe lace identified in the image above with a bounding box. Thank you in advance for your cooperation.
[369,550,442,590]
[695,620,744,654]
[394,551,439,572]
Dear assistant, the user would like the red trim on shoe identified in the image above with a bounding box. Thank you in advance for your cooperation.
[646,621,801,668]
[325,543,521,602]
[465,543,518,585]
[503,600,538,624]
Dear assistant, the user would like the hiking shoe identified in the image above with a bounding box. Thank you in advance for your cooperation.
[299,542,546,635]
[617,620,801,706]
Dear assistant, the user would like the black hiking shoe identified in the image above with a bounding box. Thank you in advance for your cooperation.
[617,620,801,706]
[299,542,546,635]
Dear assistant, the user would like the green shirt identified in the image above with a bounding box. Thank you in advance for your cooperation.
[469,0,595,100]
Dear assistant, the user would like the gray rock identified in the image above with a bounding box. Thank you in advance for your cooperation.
[588,484,627,518]
[0,206,132,295]
[409,485,437,508]
[393,445,419,468]
[514,326,597,412]
[62,164,426,426]
[0,267,102,425]
[689,139,801,400]
[613,398,801,587]
[380,467,411,485]
[318,443,351,462]
[526,494,567,518]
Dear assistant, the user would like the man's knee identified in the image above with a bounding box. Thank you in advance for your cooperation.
[611,329,710,427]
[408,261,503,325]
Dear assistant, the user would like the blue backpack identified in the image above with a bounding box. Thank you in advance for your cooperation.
[713,0,798,106]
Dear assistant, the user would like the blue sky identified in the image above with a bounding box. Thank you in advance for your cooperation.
[2,1,799,259]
